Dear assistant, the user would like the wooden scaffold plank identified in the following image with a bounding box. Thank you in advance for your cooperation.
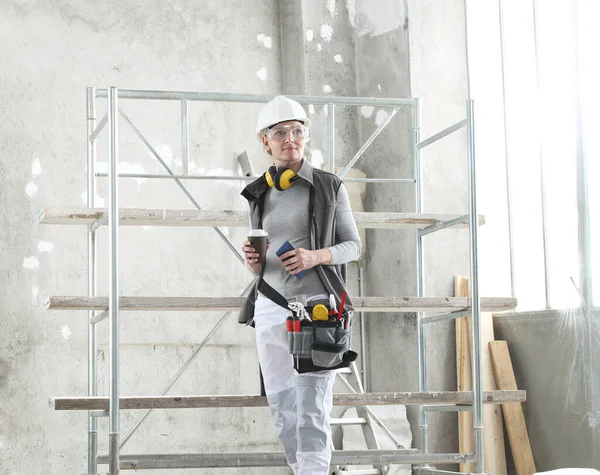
[45,295,517,312]
[51,390,526,411]
[95,450,472,469]
[39,207,485,229]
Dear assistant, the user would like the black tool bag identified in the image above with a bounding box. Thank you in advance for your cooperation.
[258,280,357,373]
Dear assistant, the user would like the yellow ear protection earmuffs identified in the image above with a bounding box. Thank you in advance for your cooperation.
[265,165,299,191]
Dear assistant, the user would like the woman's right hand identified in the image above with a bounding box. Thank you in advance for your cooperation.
[242,240,268,273]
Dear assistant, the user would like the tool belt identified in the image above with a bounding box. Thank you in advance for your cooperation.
[258,279,358,374]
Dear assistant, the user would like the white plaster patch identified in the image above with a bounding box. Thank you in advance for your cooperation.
[80,192,106,206]
[320,24,333,42]
[37,241,54,253]
[31,282,39,306]
[32,158,42,176]
[334,54,343,63]
[25,182,38,197]
[208,167,232,176]
[323,105,329,116]
[327,0,338,16]
[60,324,72,340]
[151,146,174,168]
[361,106,375,118]
[323,85,332,94]
[308,104,315,115]
[346,0,357,28]
[256,67,268,81]
[375,109,390,126]
[346,0,406,37]
[317,43,323,52]
[257,34,272,49]
[23,256,39,269]
[305,29,314,42]
[377,84,382,92]
[311,150,325,169]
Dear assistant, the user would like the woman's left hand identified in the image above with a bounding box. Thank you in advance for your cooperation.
[278,248,331,275]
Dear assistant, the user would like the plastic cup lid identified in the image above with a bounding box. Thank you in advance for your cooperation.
[248,229,268,237]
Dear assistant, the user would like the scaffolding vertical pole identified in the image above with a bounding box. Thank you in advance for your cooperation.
[107,86,120,475]
[86,87,98,475]
[181,99,189,175]
[358,264,368,392]
[413,98,428,454]
[327,103,335,171]
[466,100,484,473]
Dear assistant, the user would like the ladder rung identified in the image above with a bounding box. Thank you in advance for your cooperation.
[39,207,485,229]
[96,449,474,469]
[332,417,367,425]
[51,390,525,411]
[45,295,517,313]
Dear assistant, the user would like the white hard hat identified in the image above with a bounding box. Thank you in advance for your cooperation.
[255,95,311,139]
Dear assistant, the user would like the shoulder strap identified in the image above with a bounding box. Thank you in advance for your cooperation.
[257,278,289,310]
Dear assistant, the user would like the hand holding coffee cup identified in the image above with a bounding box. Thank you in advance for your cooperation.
[243,229,269,272]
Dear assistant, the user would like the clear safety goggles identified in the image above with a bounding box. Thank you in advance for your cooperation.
[266,124,309,143]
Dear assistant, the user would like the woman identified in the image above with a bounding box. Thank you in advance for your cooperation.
[240,95,361,474]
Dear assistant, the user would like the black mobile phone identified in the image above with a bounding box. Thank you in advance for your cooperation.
[276,240,306,278]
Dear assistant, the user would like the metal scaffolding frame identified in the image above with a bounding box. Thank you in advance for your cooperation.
[79,87,485,474]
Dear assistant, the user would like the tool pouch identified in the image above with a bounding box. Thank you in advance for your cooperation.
[287,307,357,373]
[310,319,351,367]
[257,279,357,373]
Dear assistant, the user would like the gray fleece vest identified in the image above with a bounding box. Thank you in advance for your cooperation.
[239,166,352,326]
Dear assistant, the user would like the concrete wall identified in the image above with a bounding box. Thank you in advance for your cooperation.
[1,1,283,474]
[0,0,471,473]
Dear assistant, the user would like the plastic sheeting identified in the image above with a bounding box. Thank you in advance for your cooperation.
[494,308,600,472]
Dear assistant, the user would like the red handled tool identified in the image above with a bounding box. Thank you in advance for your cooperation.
[338,291,347,322]
[286,316,293,332]
[293,314,301,332]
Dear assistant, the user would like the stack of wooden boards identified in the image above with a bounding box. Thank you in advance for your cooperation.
[454,275,536,475]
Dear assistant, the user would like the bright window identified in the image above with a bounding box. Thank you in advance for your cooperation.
[467,0,598,310]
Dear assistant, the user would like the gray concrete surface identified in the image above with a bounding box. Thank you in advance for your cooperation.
[0,0,474,473]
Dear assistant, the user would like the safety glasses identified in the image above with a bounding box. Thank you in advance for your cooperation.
[266,124,309,143]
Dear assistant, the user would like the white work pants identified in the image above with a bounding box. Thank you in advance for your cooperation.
[254,293,336,475]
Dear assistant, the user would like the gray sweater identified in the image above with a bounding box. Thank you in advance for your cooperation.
[260,163,362,299]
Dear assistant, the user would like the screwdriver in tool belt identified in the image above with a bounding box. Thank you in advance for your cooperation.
[338,291,347,321]
[328,294,338,320]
